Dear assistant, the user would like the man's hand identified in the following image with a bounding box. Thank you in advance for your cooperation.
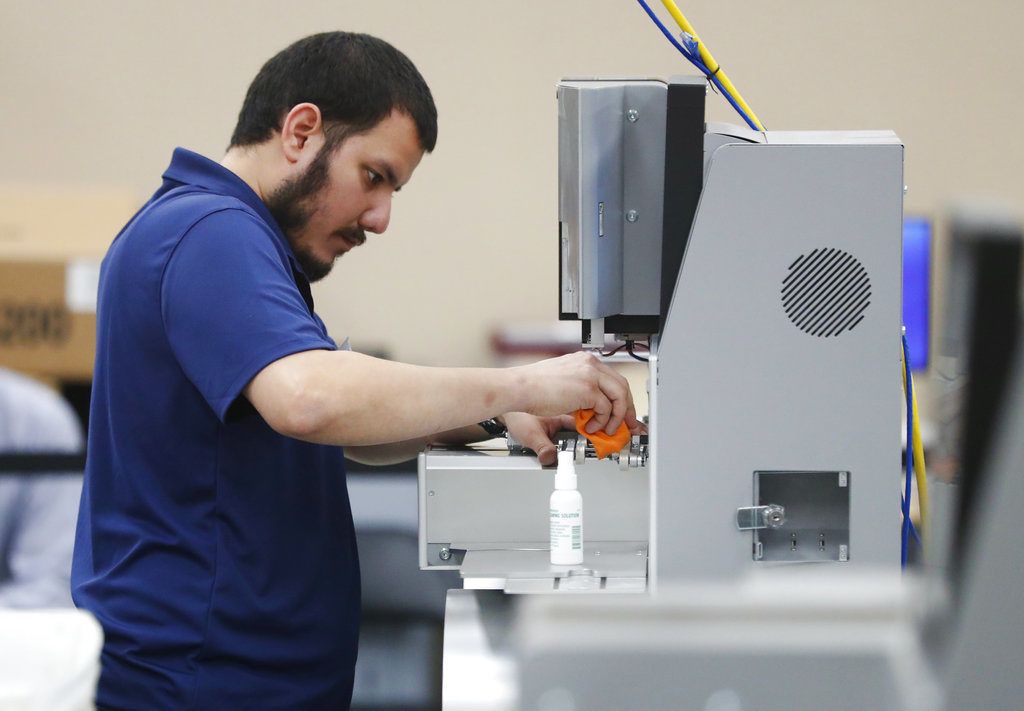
[502,412,576,466]
[511,352,640,436]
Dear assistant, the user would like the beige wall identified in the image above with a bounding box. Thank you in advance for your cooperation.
[2,0,1022,369]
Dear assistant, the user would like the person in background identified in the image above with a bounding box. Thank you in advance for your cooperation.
[0,367,83,608]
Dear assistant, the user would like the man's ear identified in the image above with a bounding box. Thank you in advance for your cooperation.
[279,103,324,165]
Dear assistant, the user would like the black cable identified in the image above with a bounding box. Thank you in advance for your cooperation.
[626,342,650,363]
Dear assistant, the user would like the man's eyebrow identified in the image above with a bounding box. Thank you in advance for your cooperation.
[379,161,402,192]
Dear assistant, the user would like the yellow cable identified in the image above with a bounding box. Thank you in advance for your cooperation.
[658,0,766,131]
[910,371,929,539]
[900,350,929,547]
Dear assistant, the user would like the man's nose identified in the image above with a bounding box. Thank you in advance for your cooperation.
[360,195,391,234]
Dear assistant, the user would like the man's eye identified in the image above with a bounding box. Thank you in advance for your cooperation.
[366,169,383,186]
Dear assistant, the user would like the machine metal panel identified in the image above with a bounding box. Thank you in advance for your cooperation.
[558,84,584,317]
[442,590,517,711]
[516,572,940,711]
[418,447,648,570]
[459,544,646,585]
[559,82,623,318]
[754,470,851,563]
[558,80,667,319]
[620,83,667,315]
[652,137,904,584]
[765,130,903,145]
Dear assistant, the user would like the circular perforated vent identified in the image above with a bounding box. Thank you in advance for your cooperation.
[781,248,871,337]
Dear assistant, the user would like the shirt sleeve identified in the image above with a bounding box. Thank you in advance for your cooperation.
[161,208,336,421]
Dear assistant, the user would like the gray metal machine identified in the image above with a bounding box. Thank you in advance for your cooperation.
[513,207,1024,711]
[419,77,906,709]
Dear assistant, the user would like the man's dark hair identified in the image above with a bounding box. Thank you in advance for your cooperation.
[229,32,437,152]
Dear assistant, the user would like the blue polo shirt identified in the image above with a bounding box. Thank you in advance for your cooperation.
[72,148,360,709]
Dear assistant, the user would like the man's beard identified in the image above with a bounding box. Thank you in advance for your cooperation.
[264,145,365,283]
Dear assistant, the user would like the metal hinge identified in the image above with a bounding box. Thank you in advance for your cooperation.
[736,504,786,530]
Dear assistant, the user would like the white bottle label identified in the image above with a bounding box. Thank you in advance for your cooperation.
[550,509,582,552]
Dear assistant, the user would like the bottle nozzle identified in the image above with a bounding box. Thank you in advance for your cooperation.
[555,450,577,490]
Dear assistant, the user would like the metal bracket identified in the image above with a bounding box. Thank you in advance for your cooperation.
[581,318,605,350]
[574,436,587,464]
[736,504,786,530]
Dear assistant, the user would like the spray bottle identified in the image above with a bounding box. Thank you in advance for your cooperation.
[550,450,583,565]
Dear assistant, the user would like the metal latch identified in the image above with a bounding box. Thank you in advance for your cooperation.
[736,504,786,530]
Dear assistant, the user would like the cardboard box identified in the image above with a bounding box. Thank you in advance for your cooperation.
[0,186,140,380]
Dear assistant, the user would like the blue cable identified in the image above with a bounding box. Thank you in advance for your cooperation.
[634,0,761,131]
[901,494,922,545]
[708,73,759,132]
[901,333,914,568]
[635,0,697,64]
[635,0,757,130]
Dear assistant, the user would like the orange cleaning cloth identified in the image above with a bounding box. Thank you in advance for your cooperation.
[575,409,631,460]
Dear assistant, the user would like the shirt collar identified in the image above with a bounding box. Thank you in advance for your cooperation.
[161,148,309,279]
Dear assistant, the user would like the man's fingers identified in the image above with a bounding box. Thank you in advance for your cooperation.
[624,404,647,434]
[543,413,577,438]
[589,366,635,433]
[594,359,631,392]
[506,412,559,465]
[535,443,558,466]
[585,393,612,433]
[526,427,559,466]
[625,402,637,426]
[556,413,577,432]
[596,373,631,434]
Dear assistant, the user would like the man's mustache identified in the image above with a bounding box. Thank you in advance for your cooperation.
[335,228,366,246]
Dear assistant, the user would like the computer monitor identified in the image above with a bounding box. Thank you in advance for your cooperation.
[903,217,931,371]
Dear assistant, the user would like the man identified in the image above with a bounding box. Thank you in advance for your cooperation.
[73,32,639,709]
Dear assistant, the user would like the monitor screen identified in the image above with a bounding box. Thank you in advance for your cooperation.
[903,217,931,371]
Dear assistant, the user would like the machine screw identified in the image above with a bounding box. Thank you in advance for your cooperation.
[626,209,639,223]
[439,547,452,561]
[626,108,639,123]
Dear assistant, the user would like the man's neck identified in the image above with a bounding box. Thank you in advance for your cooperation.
[221,145,271,202]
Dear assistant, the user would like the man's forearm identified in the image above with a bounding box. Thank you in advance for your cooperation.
[248,348,637,450]
[344,422,493,465]
[247,350,523,447]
